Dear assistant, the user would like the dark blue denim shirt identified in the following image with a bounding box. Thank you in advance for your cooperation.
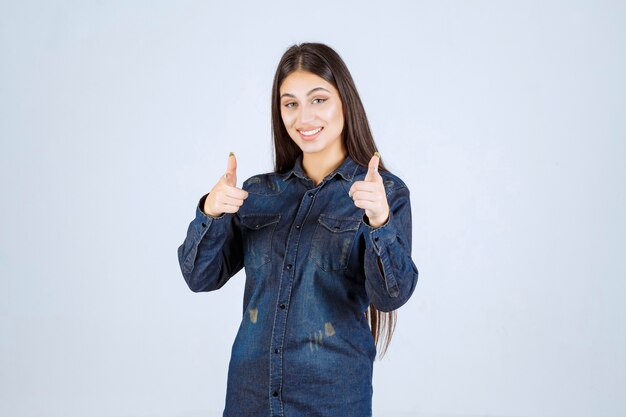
[178,155,418,417]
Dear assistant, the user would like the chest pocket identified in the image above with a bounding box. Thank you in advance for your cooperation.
[240,213,280,269]
[309,214,362,271]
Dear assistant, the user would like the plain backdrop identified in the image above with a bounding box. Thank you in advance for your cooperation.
[1,1,625,416]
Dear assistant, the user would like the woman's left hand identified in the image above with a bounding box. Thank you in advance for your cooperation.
[348,153,390,228]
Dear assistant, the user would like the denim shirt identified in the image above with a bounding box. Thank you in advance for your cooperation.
[177,155,418,417]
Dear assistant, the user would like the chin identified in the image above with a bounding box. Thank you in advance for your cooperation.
[290,137,321,153]
[298,142,328,155]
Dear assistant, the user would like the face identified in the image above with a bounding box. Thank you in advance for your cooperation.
[279,70,345,158]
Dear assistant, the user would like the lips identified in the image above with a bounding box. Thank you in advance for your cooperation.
[298,126,323,140]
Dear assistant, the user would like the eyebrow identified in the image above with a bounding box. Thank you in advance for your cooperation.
[280,87,331,99]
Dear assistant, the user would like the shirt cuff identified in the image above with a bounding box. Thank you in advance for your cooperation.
[193,193,230,241]
[365,211,399,256]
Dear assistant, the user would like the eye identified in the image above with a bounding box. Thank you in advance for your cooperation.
[283,102,297,108]
[312,98,327,104]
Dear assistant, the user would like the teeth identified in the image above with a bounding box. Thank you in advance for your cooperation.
[300,127,322,136]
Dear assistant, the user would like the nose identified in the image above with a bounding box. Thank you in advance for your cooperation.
[298,103,315,124]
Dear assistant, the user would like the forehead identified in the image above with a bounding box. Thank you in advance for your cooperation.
[279,70,337,95]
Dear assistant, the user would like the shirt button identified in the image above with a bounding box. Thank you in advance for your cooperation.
[286,264,292,270]
[374,237,379,242]
[273,390,279,397]
[279,304,286,309]
[274,348,279,353]
[201,222,207,228]
[308,192,314,197]
[295,225,301,229]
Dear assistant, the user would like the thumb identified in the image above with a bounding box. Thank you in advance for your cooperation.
[364,152,381,182]
[224,152,237,186]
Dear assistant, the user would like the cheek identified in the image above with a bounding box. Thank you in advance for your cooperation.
[281,111,295,128]
[326,105,344,131]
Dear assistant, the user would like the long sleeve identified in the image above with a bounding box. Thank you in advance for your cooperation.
[363,185,419,312]
[177,193,244,292]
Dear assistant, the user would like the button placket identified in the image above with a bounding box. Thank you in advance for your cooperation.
[269,187,318,409]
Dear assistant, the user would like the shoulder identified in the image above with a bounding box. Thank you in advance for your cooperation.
[353,164,409,197]
[378,170,412,213]
[379,170,409,195]
[242,172,287,196]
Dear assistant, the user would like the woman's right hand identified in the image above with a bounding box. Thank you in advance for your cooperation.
[203,153,249,217]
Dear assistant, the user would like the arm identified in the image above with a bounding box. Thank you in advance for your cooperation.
[177,193,244,292]
[363,186,418,312]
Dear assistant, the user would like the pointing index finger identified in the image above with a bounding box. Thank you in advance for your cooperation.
[226,151,237,175]
[370,151,380,173]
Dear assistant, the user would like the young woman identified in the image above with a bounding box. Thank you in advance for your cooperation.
[178,43,419,417]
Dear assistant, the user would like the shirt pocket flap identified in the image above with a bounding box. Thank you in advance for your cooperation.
[318,214,361,233]
[240,214,280,230]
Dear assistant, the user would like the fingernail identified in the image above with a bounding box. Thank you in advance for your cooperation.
[374,151,381,158]
[348,191,353,198]
[229,151,235,157]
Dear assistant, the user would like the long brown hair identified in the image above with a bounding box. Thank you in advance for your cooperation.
[271,42,397,359]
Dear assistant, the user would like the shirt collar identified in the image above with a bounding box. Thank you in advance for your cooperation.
[283,154,360,183]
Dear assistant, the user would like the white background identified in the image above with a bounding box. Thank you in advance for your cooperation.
[1,1,625,416]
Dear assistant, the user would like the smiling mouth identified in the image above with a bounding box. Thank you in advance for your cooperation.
[298,127,323,137]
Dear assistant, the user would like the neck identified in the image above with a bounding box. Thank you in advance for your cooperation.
[302,147,347,186]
